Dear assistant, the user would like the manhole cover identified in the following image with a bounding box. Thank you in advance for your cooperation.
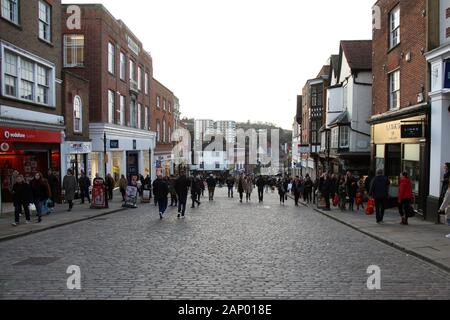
[14,257,60,266]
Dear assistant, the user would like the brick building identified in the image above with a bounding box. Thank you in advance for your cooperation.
[370,0,438,219]
[61,4,156,182]
[151,78,176,177]
[0,0,64,201]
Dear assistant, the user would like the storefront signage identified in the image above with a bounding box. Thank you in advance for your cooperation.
[110,140,119,149]
[401,124,423,139]
[298,145,310,154]
[69,142,92,154]
[0,128,61,143]
[373,116,425,144]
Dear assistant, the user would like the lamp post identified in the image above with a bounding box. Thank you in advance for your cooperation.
[103,132,107,178]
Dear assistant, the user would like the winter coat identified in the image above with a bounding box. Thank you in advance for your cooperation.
[345,177,357,197]
[320,178,333,196]
[62,175,77,201]
[153,179,169,199]
[119,178,128,190]
[256,177,266,189]
[190,178,201,195]
[245,179,254,194]
[31,178,49,202]
[206,177,217,189]
[237,177,246,193]
[12,182,32,205]
[226,177,235,188]
[398,177,414,201]
[304,179,313,192]
[78,175,91,189]
[47,174,59,198]
[291,181,302,195]
[169,179,177,194]
[369,175,390,200]
[175,175,190,198]
[439,188,450,216]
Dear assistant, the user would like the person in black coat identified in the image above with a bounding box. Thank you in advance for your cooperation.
[11,175,32,226]
[174,171,190,218]
[206,174,217,201]
[292,176,302,206]
[47,169,59,205]
[320,173,333,211]
[226,176,235,198]
[345,171,358,211]
[303,175,313,204]
[152,175,169,219]
[191,176,202,208]
[369,169,391,223]
[256,176,266,203]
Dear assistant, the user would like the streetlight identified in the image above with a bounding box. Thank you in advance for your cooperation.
[103,132,107,178]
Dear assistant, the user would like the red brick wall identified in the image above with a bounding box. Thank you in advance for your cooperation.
[0,0,62,117]
[151,78,175,154]
[372,0,427,116]
[62,71,89,141]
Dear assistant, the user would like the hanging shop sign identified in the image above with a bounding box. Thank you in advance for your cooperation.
[401,124,423,139]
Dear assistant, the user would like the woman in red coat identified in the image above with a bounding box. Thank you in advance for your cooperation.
[398,171,414,225]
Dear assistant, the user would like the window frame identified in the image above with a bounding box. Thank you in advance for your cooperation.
[137,103,142,129]
[73,95,82,133]
[389,6,400,49]
[138,66,142,91]
[119,95,125,126]
[108,42,115,75]
[63,34,85,67]
[339,126,350,149]
[389,69,400,110]
[107,90,115,124]
[1,42,55,107]
[1,0,19,25]
[38,1,51,43]
[156,120,161,142]
[119,52,126,81]
[144,72,149,95]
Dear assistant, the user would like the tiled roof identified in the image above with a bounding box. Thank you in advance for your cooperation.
[340,40,372,71]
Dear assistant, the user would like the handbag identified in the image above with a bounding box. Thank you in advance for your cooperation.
[333,194,340,207]
[29,203,36,212]
[365,198,375,215]
[406,205,416,218]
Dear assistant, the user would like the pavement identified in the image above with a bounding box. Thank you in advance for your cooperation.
[0,188,449,299]
[0,190,127,242]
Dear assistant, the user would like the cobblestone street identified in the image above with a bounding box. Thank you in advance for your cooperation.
[0,188,449,300]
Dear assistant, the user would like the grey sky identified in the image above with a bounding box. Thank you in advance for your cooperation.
[63,0,374,129]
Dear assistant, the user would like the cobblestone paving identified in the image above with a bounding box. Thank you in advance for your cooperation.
[0,188,449,300]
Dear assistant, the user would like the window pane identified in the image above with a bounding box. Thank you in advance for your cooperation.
[404,144,420,162]
[4,51,17,76]
[4,75,16,96]
[21,59,34,81]
[37,65,48,86]
[37,86,48,104]
[21,80,33,100]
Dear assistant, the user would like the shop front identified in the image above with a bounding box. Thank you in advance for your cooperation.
[155,154,173,177]
[61,141,92,181]
[371,114,428,215]
[0,127,62,202]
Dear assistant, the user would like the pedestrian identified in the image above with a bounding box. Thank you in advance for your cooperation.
[277,178,286,205]
[153,175,169,219]
[398,171,414,226]
[369,169,391,224]
[256,175,265,203]
[78,170,91,204]
[245,176,254,202]
[226,175,235,198]
[175,171,190,218]
[11,175,32,226]
[200,175,206,198]
[190,176,201,208]
[47,168,59,209]
[237,174,246,203]
[292,176,302,206]
[62,169,77,212]
[320,173,333,211]
[345,171,357,211]
[438,184,450,238]
[169,176,178,207]
[356,176,365,211]
[11,170,21,216]
[118,175,128,202]
[106,173,115,200]
[30,172,49,222]
[206,174,217,201]
[338,178,347,211]
[303,174,313,204]
[439,163,450,207]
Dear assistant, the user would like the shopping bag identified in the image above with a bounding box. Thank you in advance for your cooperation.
[333,194,340,207]
[28,203,36,212]
[365,198,375,215]
[355,192,363,206]
[406,205,416,218]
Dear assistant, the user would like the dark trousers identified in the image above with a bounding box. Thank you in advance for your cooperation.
[192,193,200,207]
[304,190,312,203]
[158,197,168,214]
[323,193,331,209]
[14,202,30,223]
[239,192,244,202]
[348,195,355,210]
[80,187,90,203]
[68,200,73,210]
[294,192,301,206]
[171,194,178,206]
[120,188,126,201]
[208,188,215,200]
[375,198,385,222]
[178,196,187,215]
[246,192,251,201]
[258,188,264,202]
[108,187,113,200]
[279,193,285,203]
[228,186,234,198]
[398,199,412,223]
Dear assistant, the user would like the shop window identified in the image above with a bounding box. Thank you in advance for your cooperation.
[375,144,385,172]
[73,95,82,133]
[403,144,420,194]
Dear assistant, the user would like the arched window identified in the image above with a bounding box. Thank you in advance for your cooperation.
[73,95,82,133]
[163,119,166,143]
[156,120,161,142]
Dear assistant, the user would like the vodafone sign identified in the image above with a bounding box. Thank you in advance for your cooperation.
[0,128,61,143]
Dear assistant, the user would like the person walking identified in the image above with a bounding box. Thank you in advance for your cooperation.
[338,178,347,211]
[356,176,365,211]
[320,173,333,211]
[345,171,357,211]
[369,169,390,224]
[256,175,265,203]
[78,170,91,204]
[47,169,59,209]
[398,171,414,225]
[175,171,190,218]
[153,175,169,219]
[118,175,128,202]
[30,172,49,222]
[292,176,302,206]
[206,174,217,201]
[190,176,201,208]
[439,184,450,238]
[277,178,286,205]
[168,176,178,207]
[237,174,246,203]
[11,175,32,226]
[226,176,235,198]
[62,169,77,212]
[245,176,254,202]
[303,174,313,204]
[105,174,115,201]
[440,163,450,207]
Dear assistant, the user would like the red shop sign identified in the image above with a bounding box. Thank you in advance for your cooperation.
[0,127,61,143]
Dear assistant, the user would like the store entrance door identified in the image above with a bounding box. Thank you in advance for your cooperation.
[127,151,139,181]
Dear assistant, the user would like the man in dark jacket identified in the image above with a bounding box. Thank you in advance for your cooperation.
[153,175,169,219]
[292,176,302,206]
[256,176,266,203]
[369,169,391,223]
[320,173,333,211]
[79,170,91,204]
[206,174,217,201]
[174,171,190,218]
[226,176,235,198]
[191,176,202,208]
[47,169,59,206]
[11,175,32,226]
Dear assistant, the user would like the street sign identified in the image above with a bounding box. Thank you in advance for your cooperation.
[401,124,423,139]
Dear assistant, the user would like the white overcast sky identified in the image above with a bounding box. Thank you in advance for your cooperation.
[63,0,374,129]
